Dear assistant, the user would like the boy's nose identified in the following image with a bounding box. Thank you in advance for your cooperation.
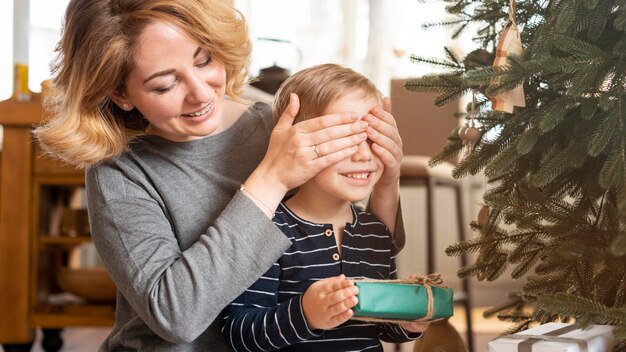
[352,140,373,161]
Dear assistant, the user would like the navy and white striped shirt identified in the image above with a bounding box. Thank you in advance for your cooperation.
[221,203,421,351]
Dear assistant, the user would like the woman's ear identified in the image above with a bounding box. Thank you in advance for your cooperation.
[109,90,134,111]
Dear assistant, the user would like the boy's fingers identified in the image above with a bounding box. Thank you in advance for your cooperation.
[330,308,354,325]
[324,285,359,306]
[318,275,350,291]
[327,294,358,316]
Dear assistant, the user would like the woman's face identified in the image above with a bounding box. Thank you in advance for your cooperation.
[115,21,227,142]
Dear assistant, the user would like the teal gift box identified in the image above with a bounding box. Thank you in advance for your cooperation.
[353,277,454,321]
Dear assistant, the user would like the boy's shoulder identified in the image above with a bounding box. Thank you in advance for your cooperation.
[350,204,389,231]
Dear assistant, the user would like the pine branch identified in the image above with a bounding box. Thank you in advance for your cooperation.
[537,292,626,325]
[406,0,626,334]
[409,54,464,70]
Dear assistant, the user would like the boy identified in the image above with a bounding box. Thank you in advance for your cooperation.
[221,64,427,351]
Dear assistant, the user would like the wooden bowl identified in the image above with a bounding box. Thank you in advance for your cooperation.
[56,267,116,302]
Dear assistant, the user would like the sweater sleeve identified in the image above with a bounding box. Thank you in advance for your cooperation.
[366,199,406,256]
[86,167,292,343]
[378,323,422,343]
[222,263,321,351]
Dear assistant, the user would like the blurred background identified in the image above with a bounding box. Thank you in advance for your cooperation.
[0,1,522,351]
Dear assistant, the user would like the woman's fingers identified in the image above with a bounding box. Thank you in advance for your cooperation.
[363,101,403,186]
[312,133,366,159]
[297,111,360,133]
[274,93,300,129]
[364,110,401,148]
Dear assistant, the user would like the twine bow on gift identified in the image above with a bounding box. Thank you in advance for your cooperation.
[405,274,446,321]
[352,273,449,323]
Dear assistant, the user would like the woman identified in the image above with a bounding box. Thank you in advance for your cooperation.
[34,0,404,351]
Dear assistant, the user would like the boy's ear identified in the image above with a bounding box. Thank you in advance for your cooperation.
[109,90,134,111]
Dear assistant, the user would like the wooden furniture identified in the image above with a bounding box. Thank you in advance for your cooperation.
[389,79,460,158]
[0,96,114,351]
[400,155,474,352]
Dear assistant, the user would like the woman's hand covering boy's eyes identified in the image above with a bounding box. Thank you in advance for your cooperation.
[363,97,403,189]
[259,93,368,193]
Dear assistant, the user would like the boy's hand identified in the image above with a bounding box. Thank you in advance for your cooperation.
[400,321,431,333]
[302,275,359,330]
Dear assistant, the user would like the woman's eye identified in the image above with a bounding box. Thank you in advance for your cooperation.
[154,85,174,94]
[196,56,212,68]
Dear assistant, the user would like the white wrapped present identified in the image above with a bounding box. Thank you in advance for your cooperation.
[488,322,615,352]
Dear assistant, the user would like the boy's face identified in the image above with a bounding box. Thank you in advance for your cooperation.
[307,90,385,202]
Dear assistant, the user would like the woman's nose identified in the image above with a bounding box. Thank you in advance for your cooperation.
[352,140,373,161]
[184,73,211,104]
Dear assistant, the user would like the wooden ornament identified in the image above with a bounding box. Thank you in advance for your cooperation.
[464,126,482,143]
[489,0,526,113]
[478,204,490,226]
[459,122,482,160]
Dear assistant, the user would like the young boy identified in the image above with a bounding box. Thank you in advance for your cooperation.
[221,64,427,351]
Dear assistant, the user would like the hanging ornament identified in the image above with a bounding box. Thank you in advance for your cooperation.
[459,90,483,160]
[488,0,526,113]
[477,204,490,227]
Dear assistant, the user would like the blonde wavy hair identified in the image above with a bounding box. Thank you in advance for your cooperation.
[34,0,252,168]
[272,64,383,124]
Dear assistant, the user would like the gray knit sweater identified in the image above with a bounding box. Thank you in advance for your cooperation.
[86,103,292,351]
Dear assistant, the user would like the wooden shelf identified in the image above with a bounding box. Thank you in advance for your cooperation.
[0,97,113,346]
[33,303,115,328]
[40,236,92,247]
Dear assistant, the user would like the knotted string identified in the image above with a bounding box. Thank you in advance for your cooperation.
[352,274,448,324]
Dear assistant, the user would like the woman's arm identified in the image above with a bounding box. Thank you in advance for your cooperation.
[365,97,404,236]
[86,166,291,343]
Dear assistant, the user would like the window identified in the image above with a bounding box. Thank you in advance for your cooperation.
[28,0,70,93]
[0,0,68,101]
[0,1,13,101]
[0,0,470,100]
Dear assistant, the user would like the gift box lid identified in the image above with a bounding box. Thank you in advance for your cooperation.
[487,323,615,352]
[353,281,453,321]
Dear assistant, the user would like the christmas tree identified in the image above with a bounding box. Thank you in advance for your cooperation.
[405,0,626,347]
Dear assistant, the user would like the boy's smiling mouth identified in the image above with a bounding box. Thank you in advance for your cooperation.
[343,172,371,180]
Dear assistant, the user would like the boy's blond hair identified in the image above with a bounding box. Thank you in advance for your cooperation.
[273,64,382,124]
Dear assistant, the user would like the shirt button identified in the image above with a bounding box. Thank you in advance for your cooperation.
[332,253,340,261]
[325,229,333,237]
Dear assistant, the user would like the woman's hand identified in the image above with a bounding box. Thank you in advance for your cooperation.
[365,97,403,233]
[364,97,403,189]
[301,275,359,330]
[245,94,368,216]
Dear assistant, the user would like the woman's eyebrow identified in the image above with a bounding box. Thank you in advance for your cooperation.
[143,47,204,84]
[193,46,202,58]
[143,69,176,84]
